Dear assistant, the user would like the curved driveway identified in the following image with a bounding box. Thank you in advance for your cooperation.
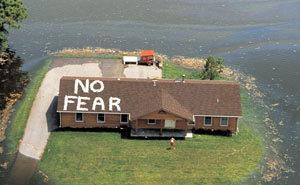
[19,58,161,159]
[19,62,102,159]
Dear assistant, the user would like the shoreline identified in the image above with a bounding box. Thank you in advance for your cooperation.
[0,47,292,184]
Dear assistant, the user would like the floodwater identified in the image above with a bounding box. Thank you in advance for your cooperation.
[5,0,300,184]
[6,153,38,185]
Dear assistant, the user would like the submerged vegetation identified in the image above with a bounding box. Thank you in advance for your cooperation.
[0,0,29,160]
[0,0,28,111]
[0,49,29,112]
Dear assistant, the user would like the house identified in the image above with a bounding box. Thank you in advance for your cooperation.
[57,76,242,137]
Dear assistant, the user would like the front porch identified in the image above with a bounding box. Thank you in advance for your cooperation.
[130,128,192,138]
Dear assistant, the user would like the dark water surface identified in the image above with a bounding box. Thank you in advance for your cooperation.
[6,153,38,185]
[7,0,300,184]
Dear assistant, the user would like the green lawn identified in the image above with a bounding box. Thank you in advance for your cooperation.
[30,60,264,185]
[162,61,227,81]
[162,61,200,80]
[31,125,261,185]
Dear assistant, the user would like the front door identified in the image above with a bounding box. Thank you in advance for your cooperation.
[165,120,176,129]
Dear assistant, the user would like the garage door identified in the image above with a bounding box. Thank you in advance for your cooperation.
[165,120,176,128]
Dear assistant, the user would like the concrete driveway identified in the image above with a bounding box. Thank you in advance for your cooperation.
[19,57,161,159]
[99,59,125,77]
[19,62,102,159]
[124,64,162,79]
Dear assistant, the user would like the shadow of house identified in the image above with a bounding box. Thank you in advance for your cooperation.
[194,128,232,137]
[46,96,59,132]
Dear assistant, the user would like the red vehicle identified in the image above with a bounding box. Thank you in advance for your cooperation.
[140,50,155,65]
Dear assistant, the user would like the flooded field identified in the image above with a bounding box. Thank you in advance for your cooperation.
[3,0,300,184]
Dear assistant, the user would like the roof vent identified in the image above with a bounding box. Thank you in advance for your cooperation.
[152,79,158,86]
[182,74,185,83]
[217,98,219,103]
[117,78,120,81]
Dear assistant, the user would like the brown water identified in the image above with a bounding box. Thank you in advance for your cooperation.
[6,153,38,185]
[4,0,300,184]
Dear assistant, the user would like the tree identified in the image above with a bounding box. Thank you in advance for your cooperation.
[0,0,27,51]
[0,48,28,110]
[0,0,28,110]
[200,56,224,80]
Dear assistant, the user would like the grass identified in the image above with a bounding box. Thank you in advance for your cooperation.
[54,54,123,59]
[31,126,262,185]
[30,60,264,185]
[162,61,226,80]
[163,61,200,80]
[6,58,52,152]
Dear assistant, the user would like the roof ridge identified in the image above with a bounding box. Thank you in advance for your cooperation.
[60,76,238,85]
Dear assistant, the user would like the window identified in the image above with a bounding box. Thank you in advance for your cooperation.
[220,117,228,126]
[204,117,212,126]
[97,114,105,123]
[165,120,176,128]
[188,121,195,125]
[75,113,83,122]
[120,114,128,123]
[148,119,156,124]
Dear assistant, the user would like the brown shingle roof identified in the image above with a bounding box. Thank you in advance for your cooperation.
[57,77,242,120]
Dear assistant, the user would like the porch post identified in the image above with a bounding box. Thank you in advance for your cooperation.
[136,119,138,135]
[185,121,188,136]
[160,120,163,136]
